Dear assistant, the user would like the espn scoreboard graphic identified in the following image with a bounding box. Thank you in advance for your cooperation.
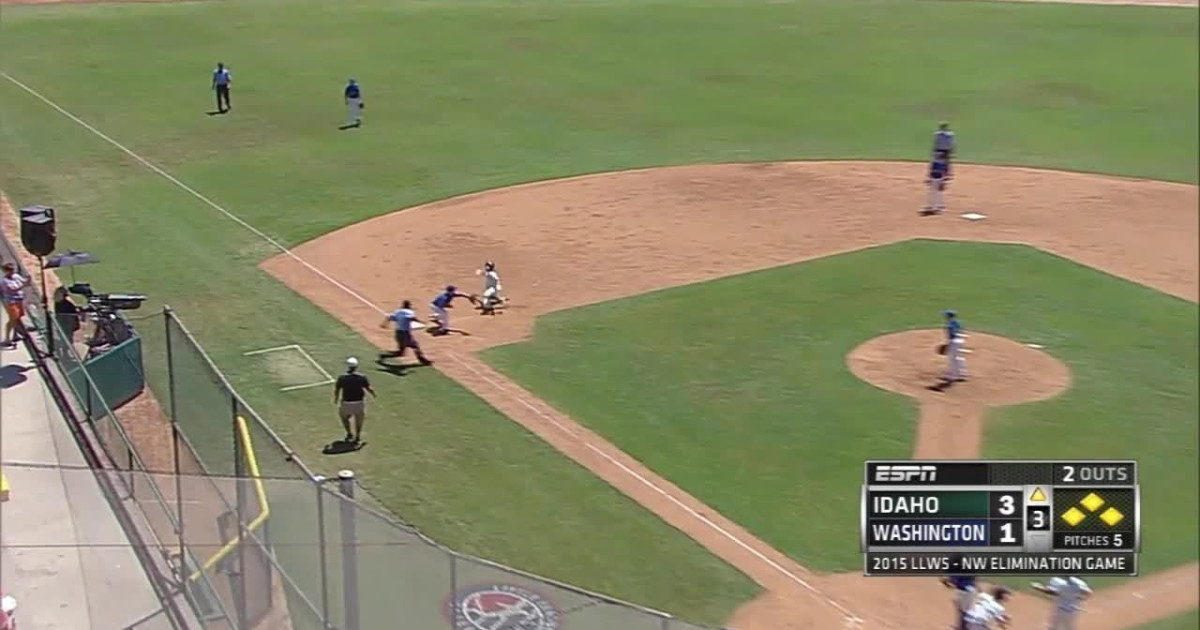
[861,460,1139,576]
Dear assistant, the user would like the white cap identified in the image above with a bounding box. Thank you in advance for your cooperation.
[346,357,359,368]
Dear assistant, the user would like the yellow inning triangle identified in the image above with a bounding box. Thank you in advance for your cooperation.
[1030,488,1047,502]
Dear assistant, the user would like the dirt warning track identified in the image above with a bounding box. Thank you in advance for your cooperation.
[264,161,1198,628]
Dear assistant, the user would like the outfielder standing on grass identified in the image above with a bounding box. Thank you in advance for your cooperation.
[344,78,364,128]
[212,62,232,113]
[379,300,432,365]
[333,357,375,443]
[1032,576,1092,630]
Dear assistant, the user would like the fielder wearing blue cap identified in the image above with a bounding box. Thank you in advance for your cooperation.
[944,310,962,340]
[429,285,477,336]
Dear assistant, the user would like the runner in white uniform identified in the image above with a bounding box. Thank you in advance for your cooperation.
[479,261,505,315]
[964,587,1010,630]
[1033,577,1092,630]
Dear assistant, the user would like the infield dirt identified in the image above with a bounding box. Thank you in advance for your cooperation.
[4,0,1195,626]
[264,160,1198,629]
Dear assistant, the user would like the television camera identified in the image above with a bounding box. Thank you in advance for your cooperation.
[66,283,146,359]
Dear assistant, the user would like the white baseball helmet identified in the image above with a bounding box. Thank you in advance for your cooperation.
[346,357,359,368]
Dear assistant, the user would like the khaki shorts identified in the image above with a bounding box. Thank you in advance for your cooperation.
[339,401,366,422]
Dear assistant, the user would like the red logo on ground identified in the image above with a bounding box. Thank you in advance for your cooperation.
[445,583,561,630]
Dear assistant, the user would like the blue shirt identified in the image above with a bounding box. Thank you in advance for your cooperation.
[949,576,976,591]
[946,319,962,340]
[213,68,231,86]
[929,158,950,180]
[345,83,361,99]
[432,291,457,308]
[388,308,416,332]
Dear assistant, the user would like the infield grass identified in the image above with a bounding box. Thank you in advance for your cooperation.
[486,241,1199,576]
[1135,610,1200,630]
[0,0,1196,621]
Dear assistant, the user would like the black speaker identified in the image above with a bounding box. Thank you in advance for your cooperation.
[20,205,56,257]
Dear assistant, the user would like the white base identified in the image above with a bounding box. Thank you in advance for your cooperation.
[960,212,988,221]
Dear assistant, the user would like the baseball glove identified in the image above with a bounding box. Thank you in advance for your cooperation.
[936,343,948,355]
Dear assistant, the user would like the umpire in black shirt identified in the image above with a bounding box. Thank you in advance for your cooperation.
[334,357,375,443]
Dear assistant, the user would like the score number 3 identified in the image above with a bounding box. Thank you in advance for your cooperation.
[990,491,1023,546]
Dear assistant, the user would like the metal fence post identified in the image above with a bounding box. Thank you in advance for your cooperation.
[165,307,186,582]
[337,470,360,630]
[315,479,331,628]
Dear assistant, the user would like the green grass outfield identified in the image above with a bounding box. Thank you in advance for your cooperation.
[0,0,1196,621]
[486,242,1199,575]
[1135,610,1200,630]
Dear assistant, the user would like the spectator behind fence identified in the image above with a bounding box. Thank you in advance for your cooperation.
[54,286,83,345]
[1,263,28,348]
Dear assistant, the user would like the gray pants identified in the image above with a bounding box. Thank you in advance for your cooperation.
[338,400,365,423]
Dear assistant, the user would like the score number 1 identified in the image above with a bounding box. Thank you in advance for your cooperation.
[989,491,1023,546]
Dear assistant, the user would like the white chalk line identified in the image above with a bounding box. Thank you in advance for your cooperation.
[293,345,335,381]
[442,350,870,626]
[2,68,868,626]
[243,343,336,391]
[0,71,384,319]
[243,344,302,357]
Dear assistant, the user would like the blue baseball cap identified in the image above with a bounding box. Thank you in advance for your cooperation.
[943,310,957,317]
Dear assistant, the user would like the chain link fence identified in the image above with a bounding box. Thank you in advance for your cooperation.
[3,230,723,630]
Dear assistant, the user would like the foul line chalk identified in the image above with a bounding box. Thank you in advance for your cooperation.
[4,68,872,628]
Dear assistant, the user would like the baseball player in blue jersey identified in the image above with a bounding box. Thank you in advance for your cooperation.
[942,574,978,630]
[939,309,968,382]
[344,79,364,128]
[922,153,952,215]
[429,285,477,336]
[933,122,956,160]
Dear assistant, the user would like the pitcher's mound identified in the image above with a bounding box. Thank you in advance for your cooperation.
[847,329,1071,406]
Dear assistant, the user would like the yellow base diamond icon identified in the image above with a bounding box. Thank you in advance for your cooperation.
[1081,493,1106,512]
[1061,507,1087,527]
[1100,507,1125,527]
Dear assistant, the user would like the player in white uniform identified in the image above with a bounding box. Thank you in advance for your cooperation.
[478,261,506,315]
[1033,577,1092,630]
[964,586,1010,630]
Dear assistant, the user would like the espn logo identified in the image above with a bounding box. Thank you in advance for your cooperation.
[874,465,937,483]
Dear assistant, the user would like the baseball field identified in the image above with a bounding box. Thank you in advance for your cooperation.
[0,0,1196,628]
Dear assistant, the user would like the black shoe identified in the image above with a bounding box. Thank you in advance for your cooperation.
[344,433,354,443]
[418,357,433,366]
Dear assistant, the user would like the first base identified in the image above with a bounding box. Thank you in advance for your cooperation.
[960,212,988,221]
